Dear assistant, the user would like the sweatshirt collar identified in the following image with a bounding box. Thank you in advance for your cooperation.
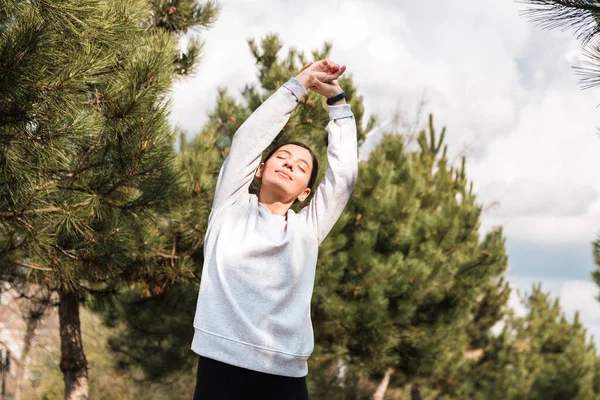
[257,200,288,221]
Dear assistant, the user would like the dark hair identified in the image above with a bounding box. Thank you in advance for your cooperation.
[262,141,320,193]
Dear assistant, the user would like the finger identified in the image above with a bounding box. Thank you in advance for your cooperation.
[312,78,329,92]
[328,60,339,72]
[316,59,329,69]
[328,69,343,81]
[333,65,346,79]
[300,61,313,73]
[321,59,335,72]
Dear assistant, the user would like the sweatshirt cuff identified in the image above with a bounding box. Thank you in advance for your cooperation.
[283,78,307,102]
[329,104,353,120]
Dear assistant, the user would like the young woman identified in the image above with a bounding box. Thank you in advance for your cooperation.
[192,59,358,399]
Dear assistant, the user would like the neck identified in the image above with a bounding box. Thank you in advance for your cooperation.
[258,188,294,216]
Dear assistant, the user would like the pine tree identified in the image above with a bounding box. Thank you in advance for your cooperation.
[594,239,600,306]
[93,126,226,379]
[307,116,510,399]
[442,284,600,400]
[0,0,217,398]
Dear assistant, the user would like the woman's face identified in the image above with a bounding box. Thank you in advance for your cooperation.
[256,144,313,203]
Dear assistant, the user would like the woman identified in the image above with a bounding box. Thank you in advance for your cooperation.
[192,59,358,399]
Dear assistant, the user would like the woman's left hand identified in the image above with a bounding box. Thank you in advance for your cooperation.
[308,79,345,104]
[295,59,345,89]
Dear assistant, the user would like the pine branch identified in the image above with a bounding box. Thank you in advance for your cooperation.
[574,44,600,88]
[0,200,91,217]
[14,261,53,272]
[518,0,600,44]
[78,282,119,296]
[53,244,80,260]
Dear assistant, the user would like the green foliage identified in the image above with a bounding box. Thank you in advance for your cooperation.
[0,0,217,290]
[441,284,600,400]
[89,127,224,376]
[148,0,219,75]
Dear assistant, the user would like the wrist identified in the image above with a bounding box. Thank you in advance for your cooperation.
[295,72,313,89]
[326,91,346,106]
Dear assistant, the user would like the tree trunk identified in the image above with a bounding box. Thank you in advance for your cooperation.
[58,289,88,400]
[372,367,395,400]
[411,383,422,400]
[14,311,42,400]
[1,350,7,400]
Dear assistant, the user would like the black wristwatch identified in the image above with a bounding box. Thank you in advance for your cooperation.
[326,91,347,105]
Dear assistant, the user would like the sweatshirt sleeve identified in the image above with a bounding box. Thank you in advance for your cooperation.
[210,78,307,213]
[298,104,358,246]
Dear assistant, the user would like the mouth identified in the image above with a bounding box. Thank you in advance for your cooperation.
[276,170,292,180]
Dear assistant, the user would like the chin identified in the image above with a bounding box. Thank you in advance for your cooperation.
[264,178,294,197]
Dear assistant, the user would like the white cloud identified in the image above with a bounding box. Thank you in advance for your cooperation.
[491,287,529,336]
[480,212,600,245]
[560,280,600,348]
[584,323,600,349]
[560,280,600,322]
[477,179,597,217]
[508,286,529,318]
[168,0,600,251]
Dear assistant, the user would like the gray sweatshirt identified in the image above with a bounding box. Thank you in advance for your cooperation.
[191,77,358,377]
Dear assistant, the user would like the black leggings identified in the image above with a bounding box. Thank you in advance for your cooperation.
[193,355,310,400]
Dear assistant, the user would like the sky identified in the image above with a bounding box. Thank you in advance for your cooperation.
[168,0,600,345]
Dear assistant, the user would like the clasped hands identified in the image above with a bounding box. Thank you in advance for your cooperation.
[295,59,346,105]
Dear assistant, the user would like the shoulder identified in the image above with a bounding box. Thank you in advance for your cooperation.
[208,194,254,227]
[290,207,318,240]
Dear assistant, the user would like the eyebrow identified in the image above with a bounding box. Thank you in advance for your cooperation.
[276,149,311,169]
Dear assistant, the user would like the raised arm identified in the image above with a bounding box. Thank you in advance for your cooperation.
[210,79,306,212]
[210,60,346,213]
[298,80,359,246]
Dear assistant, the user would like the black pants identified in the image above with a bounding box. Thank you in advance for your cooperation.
[193,355,310,400]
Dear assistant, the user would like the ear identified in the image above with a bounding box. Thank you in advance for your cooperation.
[255,163,264,178]
[297,187,311,203]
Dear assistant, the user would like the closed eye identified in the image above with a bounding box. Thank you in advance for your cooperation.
[276,155,306,173]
